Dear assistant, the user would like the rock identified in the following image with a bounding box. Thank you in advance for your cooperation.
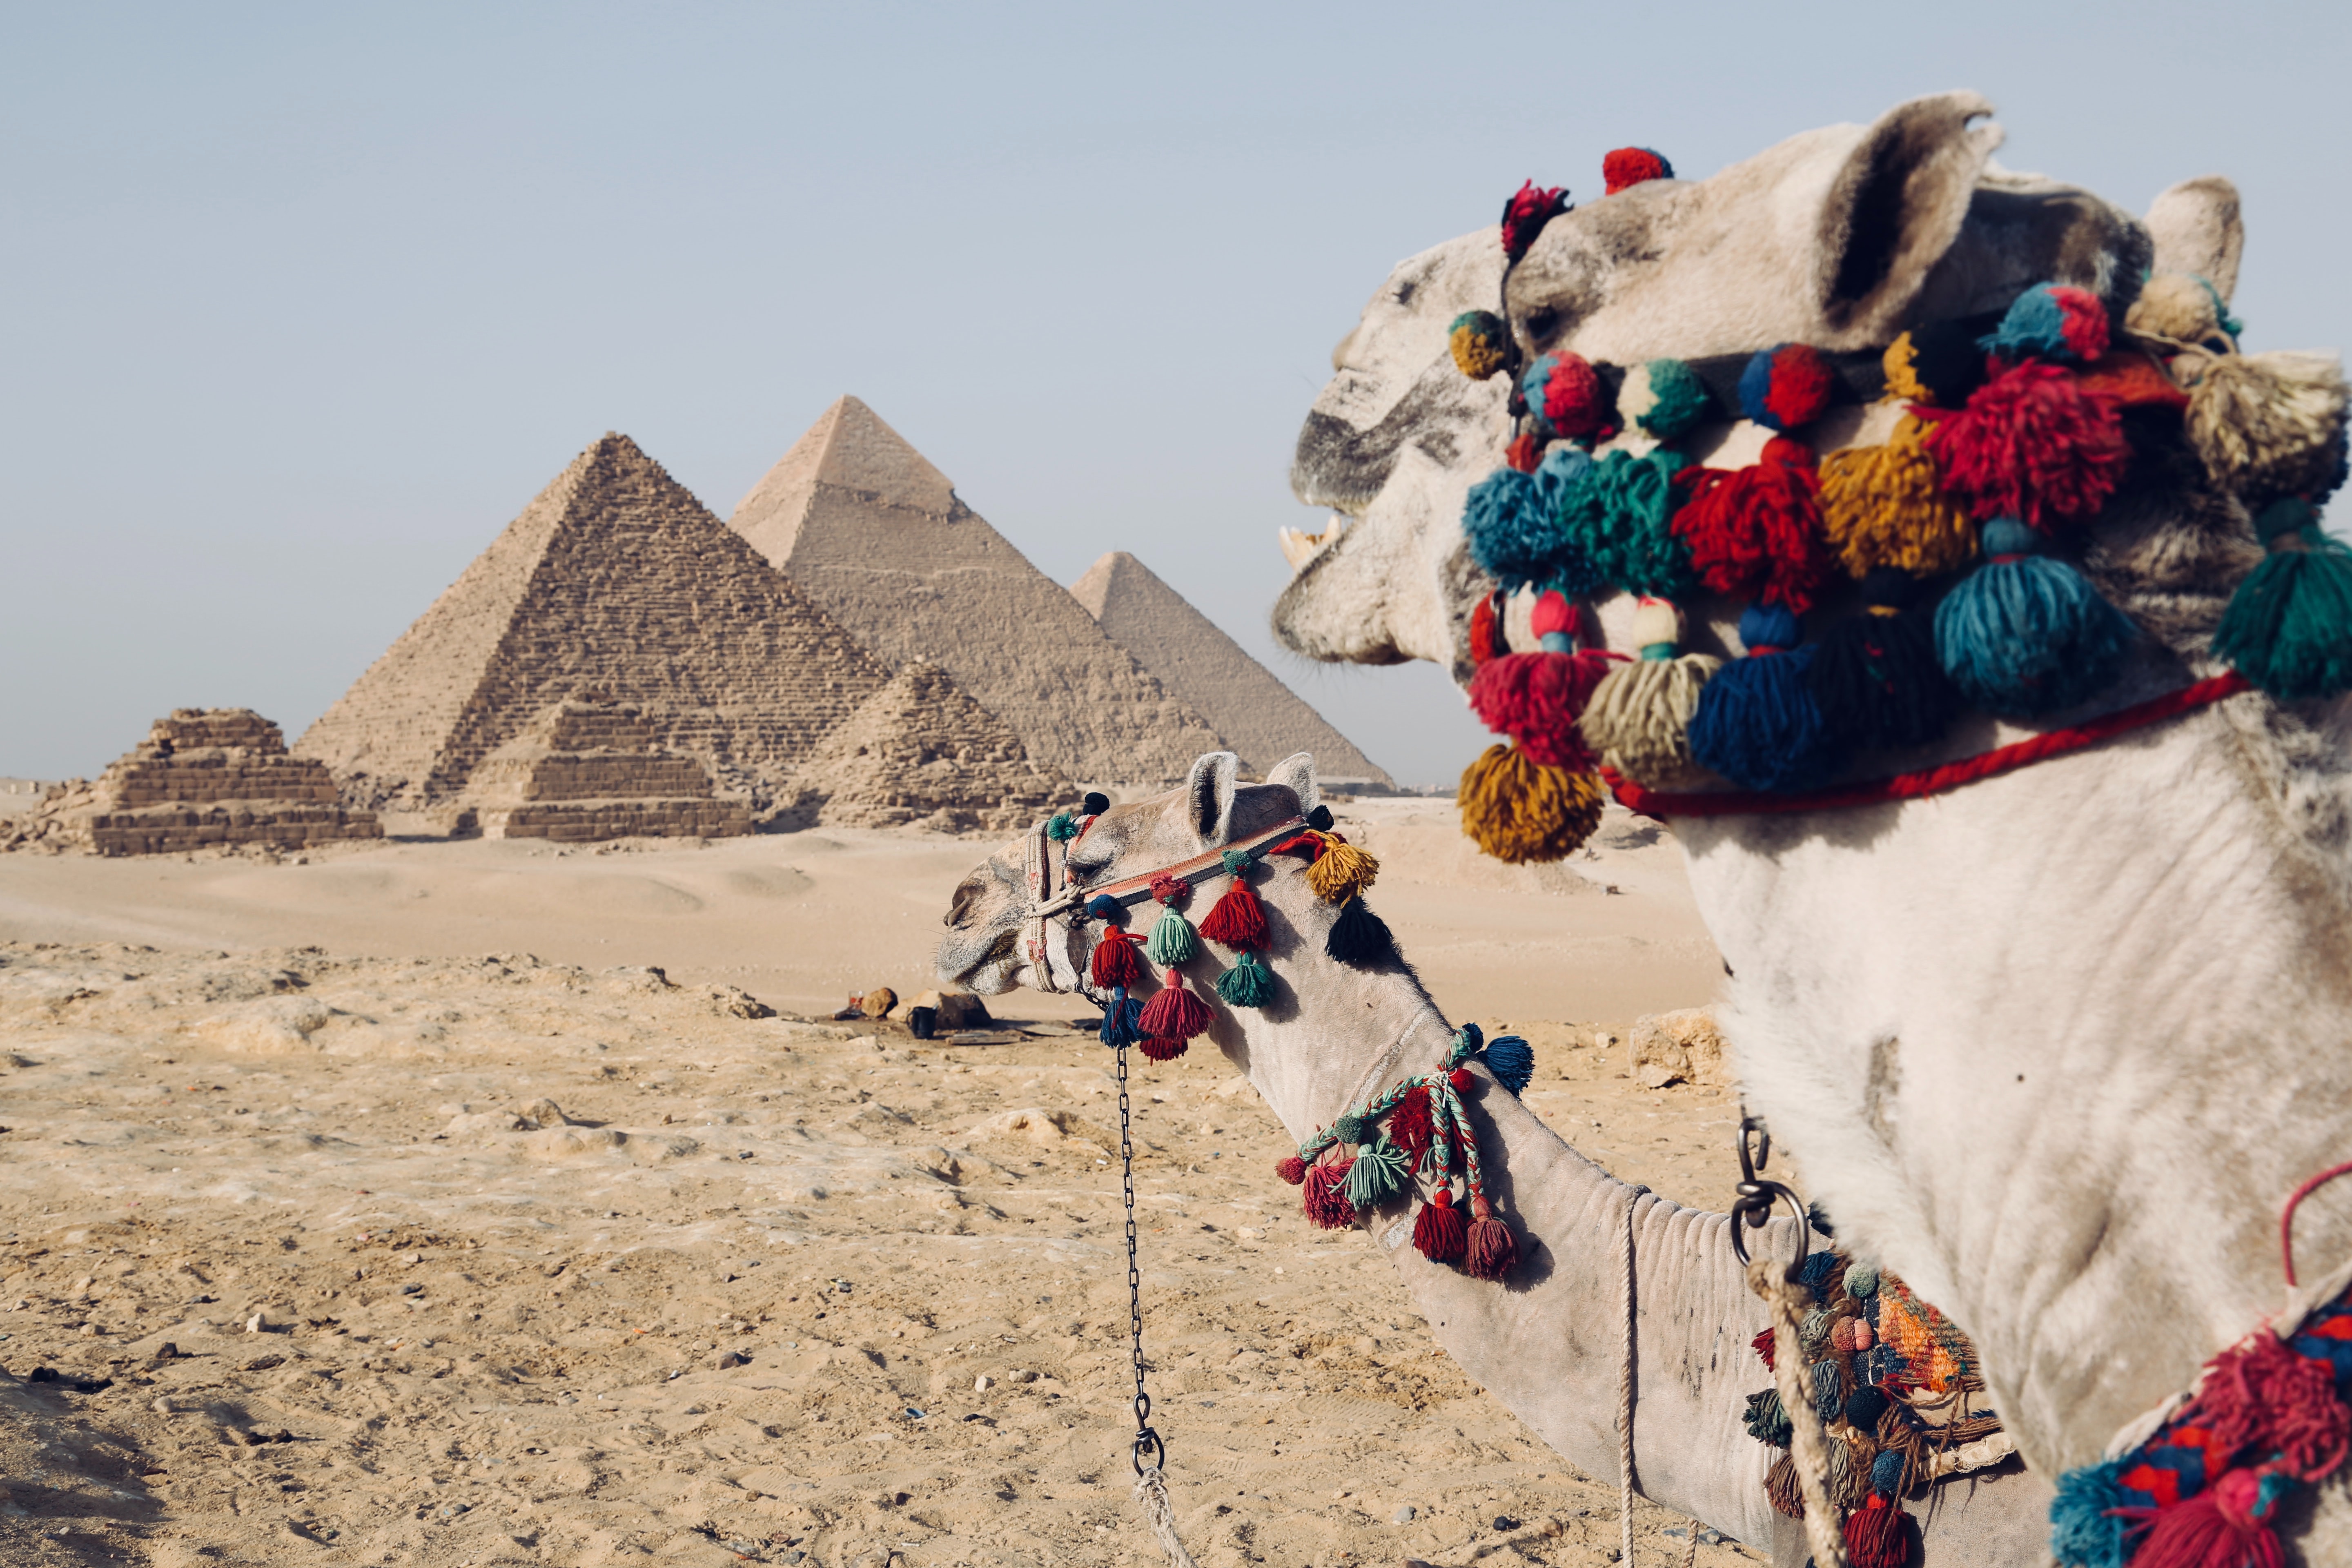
[935,991,990,1030]
[860,987,898,1020]
[711,1349,751,1370]
[1393,1506,1415,1523]
[515,1098,569,1128]
[442,1110,529,1137]
[244,1311,271,1334]
[971,1108,1068,1145]
[1630,1007,1728,1088]
[709,986,774,1020]
[885,989,940,1022]
[973,1374,991,1392]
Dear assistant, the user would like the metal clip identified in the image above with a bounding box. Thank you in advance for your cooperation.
[1727,1112,1811,1272]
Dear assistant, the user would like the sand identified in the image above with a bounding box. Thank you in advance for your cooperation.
[0,801,1743,1568]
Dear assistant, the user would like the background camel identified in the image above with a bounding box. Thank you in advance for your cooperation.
[938,751,2052,1566]
[1269,91,2352,1560]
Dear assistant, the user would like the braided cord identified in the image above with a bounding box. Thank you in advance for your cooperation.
[1295,1026,1492,1205]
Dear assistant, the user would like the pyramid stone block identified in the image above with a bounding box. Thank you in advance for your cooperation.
[728,397,1227,786]
[296,434,890,812]
[461,700,752,842]
[1070,551,1392,786]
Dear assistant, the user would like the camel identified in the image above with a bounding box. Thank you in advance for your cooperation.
[1269,90,2352,1560]
[936,750,2053,1565]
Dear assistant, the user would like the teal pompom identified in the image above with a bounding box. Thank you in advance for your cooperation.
[2049,1458,2129,1568]
[1559,448,1695,597]
[1220,849,1251,876]
[1934,518,2135,717]
[1143,905,1198,967]
[2211,497,2352,699]
[1343,1139,1410,1208]
[1481,1036,1535,1095]
[1623,359,1711,443]
[1045,810,1080,842]
[1215,951,1274,1008]
[1842,1262,1880,1298]
[1332,1112,1366,1145]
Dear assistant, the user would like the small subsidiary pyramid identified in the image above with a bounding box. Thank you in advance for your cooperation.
[1071,552,1392,786]
[775,660,1073,833]
[729,397,1227,785]
[296,433,890,812]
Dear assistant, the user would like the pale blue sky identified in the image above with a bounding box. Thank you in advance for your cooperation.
[4,2,2345,785]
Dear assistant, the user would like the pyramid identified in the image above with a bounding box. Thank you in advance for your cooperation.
[459,699,752,842]
[774,660,1074,834]
[728,397,1227,785]
[1071,551,1393,786]
[296,434,890,812]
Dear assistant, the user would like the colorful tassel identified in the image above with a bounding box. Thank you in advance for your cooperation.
[1214,950,1275,1008]
[1412,1189,1467,1263]
[1844,1494,1909,1568]
[1765,1452,1806,1518]
[1688,604,1839,792]
[1521,350,1614,443]
[1467,647,1615,769]
[1136,969,1212,1041]
[2129,1467,2281,1568]
[1982,283,2110,365]
[1343,1140,1410,1209]
[1448,310,1510,381]
[1482,1036,1534,1094]
[1098,989,1141,1047]
[1463,1195,1517,1280]
[1463,449,1601,594]
[1044,809,1080,841]
[1274,1154,1307,1185]
[1559,447,1696,597]
[1882,322,1987,408]
[2048,1458,2131,1568]
[1673,437,1834,613]
[1305,837,1380,904]
[1601,147,1673,194]
[1390,1085,1435,1159]
[2184,1331,2352,1477]
[1579,596,1719,784]
[1325,897,1392,966]
[1927,360,2130,529]
[1303,1160,1358,1229]
[1744,1388,1794,1447]
[2212,497,2352,700]
[1618,359,1710,443]
[1819,412,1976,577]
[1142,882,1198,967]
[2180,350,2351,504]
[1499,180,1568,263]
[1468,590,1506,668]
[1198,862,1268,950]
[1739,343,1838,432]
[1458,744,1605,863]
[1090,923,1144,990]
[1752,1327,1777,1371]
[1138,1036,1187,1062]
[2126,272,2242,353]
[1807,568,1963,751]
[1934,518,2135,717]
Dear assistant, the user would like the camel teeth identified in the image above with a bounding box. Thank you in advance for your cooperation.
[1278,517,1347,572]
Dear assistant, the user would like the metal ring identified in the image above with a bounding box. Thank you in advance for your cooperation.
[1728,1176,1812,1272]
[1131,1426,1165,1476]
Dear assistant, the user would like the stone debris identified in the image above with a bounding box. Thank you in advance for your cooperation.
[728,397,1227,785]
[296,433,889,815]
[459,699,751,842]
[0,709,381,857]
[1071,550,1392,786]
[1630,1007,1729,1089]
[771,660,1071,834]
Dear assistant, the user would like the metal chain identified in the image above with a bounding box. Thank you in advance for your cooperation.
[1118,1039,1163,1474]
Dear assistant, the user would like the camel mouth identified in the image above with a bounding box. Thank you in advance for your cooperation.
[1278,514,1350,575]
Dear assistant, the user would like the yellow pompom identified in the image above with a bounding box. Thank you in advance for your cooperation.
[1458,745,1604,864]
[1819,413,1976,578]
[1305,835,1379,902]
[1882,333,1930,405]
[1449,314,1510,381]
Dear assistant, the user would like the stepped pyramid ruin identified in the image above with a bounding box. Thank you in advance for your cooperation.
[459,700,752,842]
[3,709,381,856]
[1070,551,1392,786]
[728,397,1226,785]
[296,434,889,813]
[774,660,1072,833]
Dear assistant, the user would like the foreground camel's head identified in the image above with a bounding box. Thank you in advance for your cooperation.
[1274,90,2247,676]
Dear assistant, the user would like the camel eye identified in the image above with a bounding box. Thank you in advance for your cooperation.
[1066,853,1109,882]
[1393,279,1418,306]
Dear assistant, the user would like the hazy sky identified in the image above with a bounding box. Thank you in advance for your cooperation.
[4,2,2346,785]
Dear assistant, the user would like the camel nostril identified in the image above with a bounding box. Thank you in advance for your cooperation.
[946,875,984,930]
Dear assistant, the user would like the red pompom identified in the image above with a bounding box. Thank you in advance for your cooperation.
[1303,1160,1359,1229]
[1671,439,1833,614]
[1752,1327,1777,1371]
[1138,1036,1187,1062]
[1198,878,1267,951]
[1136,970,1213,1041]
[1448,1067,1474,1094]
[2132,1468,2281,1568]
[1466,650,1616,768]
[1463,1196,1517,1280]
[1499,180,1568,263]
[1090,924,1143,990]
[1413,1189,1467,1263]
[1533,352,1611,442]
[1148,873,1190,906]
[1602,147,1672,195]
[1505,431,1545,473]
[2189,1332,2352,1479]
[1469,594,1503,667]
[1389,1085,1435,1158]
[1844,1495,1909,1568]
[1275,1155,1308,1185]
[1925,360,2130,530]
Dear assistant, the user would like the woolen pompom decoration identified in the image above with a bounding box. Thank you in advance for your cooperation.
[1504,431,1545,473]
[1463,1196,1517,1280]
[1044,808,1080,842]
[1302,1160,1358,1229]
[1882,322,1987,408]
[1673,438,1834,613]
[1458,744,1606,862]
[1305,837,1379,903]
[1618,358,1711,443]
[1325,896,1392,966]
[1142,878,1198,967]
[2211,497,2352,700]
[2125,271,2241,352]
[1389,1084,1435,1158]
[1098,990,1143,1047]
[1138,1035,1188,1062]
[2178,349,2352,504]
[2047,1459,2131,1568]
[1602,147,1673,193]
[1136,969,1213,1041]
[1214,950,1275,1008]
[1819,413,1977,577]
[1844,1495,1907,1568]
[1521,351,1614,443]
[1198,872,1267,950]
[1579,597,1720,785]
[1464,450,1601,594]
[1559,448,1696,597]
[1499,180,1568,263]
[1466,648,1615,769]
[1468,590,1505,668]
[1934,518,2136,717]
[1927,360,2130,529]
[1807,569,1963,751]
[1482,1036,1535,1094]
[1343,1140,1410,1209]
[1738,343,1838,432]
[1981,282,2110,365]
[1412,1189,1468,1263]
[1274,1154,1307,1185]
[1688,604,1839,792]
[1090,923,1143,990]
[1448,310,1510,381]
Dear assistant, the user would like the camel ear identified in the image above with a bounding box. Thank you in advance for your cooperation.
[1263,752,1321,819]
[1181,752,1240,845]
[2145,176,2244,302]
[1813,91,2004,337]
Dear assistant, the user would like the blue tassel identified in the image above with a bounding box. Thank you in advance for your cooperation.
[1481,1036,1535,1095]
[1462,451,1602,595]
[1098,988,1142,1048]
[1687,604,1840,791]
[1870,1448,1908,1499]
[1934,518,2134,717]
[2047,1458,2129,1568]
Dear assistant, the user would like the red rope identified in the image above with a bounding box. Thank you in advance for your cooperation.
[1604,672,2254,819]
[2281,1160,2352,1288]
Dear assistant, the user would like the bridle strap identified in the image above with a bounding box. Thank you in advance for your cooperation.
[1032,815,1310,921]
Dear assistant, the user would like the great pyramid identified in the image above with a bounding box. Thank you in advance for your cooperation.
[296,434,889,812]
[773,660,1073,834]
[728,397,1226,786]
[1071,551,1393,787]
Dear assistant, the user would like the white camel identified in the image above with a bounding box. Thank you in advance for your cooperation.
[1270,91,2352,1561]
[937,751,2052,1565]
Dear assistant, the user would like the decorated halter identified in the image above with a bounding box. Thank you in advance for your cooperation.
[1445,150,2350,863]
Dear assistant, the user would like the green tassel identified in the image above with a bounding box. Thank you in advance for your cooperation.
[1143,905,1198,967]
[1045,809,1080,842]
[1343,1139,1409,1209]
[1214,951,1274,1008]
[2213,498,2352,699]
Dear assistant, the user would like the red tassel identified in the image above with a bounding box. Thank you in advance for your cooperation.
[2134,1469,2283,1568]
[1303,1160,1358,1229]
[1389,1085,1435,1158]
[1466,650,1616,769]
[1752,1327,1777,1371]
[1136,969,1213,1040]
[1469,594,1502,668]
[1671,437,1832,614]
[1198,878,1268,951]
[1844,1494,1909,1568]
[1505,432,1544,473]
[1091,925,1143,990]
[1275,1155,1307,1185]
[1413,1189,1466,1262]
[1463,1194,1517,1280]
[1925,360,2129,530]
[1138,1036,1187,1062]
[2187,1332,2351,1479]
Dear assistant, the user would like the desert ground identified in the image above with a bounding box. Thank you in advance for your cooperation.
[0,799,1749,1568]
